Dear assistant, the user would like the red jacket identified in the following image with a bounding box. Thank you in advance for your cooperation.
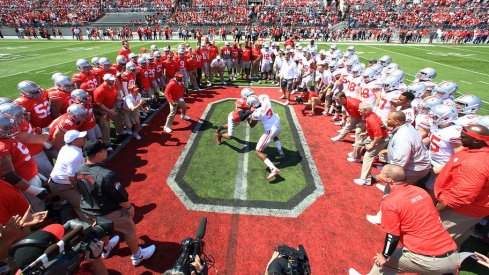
[435,147,489,217]
[343,96,362,119]
[164,79,184,105]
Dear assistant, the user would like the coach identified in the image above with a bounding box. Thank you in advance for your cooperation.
[75,140,155,265]
[368,164,458,275]
[278,51,299,106]
[164,71,191,133]
[435,124,489,247]
[331,92,363,142]
[49,130,88,222]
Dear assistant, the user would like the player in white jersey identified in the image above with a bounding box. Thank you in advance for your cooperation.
[424,104,462,198]
[416,95,443,134]
[413,67,437,93]
[375,76,402,123]
[247,94,283,181]
[345,64,363,99]
[259,43,274,83]
[378,55,392,79]
[453,94,482,126]
[432,81,457,103]
[298,52,316,91]
[395,91,416,125]
[359,67,381,107]
[315,50,328,66]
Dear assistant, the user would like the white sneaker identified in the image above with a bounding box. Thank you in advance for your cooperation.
[330,136,344,142]
[181,115,191,120]
[347,157,362,163]
[266,168,280,181]
[101,235,120,258]
[347,152,353,158]
[131,245,156,266]
[366,214,381,225]
[164,126,172,133]
[133,133,142,140]
[126,129,133,135]
[354,178,371,186]
[349,268,362,275]
[376,183,386,192]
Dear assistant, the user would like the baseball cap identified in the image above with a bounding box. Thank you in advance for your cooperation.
[216,55,221,59]
[83,139,110,156]
[64,130,87,144]
[225,41,230,46]
[103,73,116,81]
[174,71,184,77]
[128,84,139,92]
[11,224,65,269]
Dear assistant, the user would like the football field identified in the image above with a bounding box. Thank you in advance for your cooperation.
[0,39,488,114]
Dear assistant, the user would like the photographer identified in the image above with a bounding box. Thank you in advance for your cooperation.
[265,245,310,275]
[75,140,155,266]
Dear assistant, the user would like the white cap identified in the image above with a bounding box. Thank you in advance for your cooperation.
[64,130,87,144]
[216,55,221,59]
[201,42,206,47]
[225,41,230,46]
[103,74,116,81]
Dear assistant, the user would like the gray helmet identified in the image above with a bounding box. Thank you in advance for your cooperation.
[433,81,458,100]
[18,80,42,99]
[379,55,392,67]
[0,114,20,139]
[137,57,147,67]
[99,57,112,70]
[430,104,458,126]
[67,104,88,123]
[0,103,29,124]
[153,51,162,58]
[454,94,482,115]
[55,76,75,93]
[406,82,427,98]
[362,67,377,83]
[150,45,158,52]
[126,62,137,73]
[347,45,355,53]
[0,97,13,105]
[91,57,100,67]
[240,88,254,99]
[416,67,437,81]
[351,64,364,78]
[51,72,66,84]
[71,89,91,105]
[419,95,443,114]
[389,69,405,83]
[76,59,92,73]
[381,76,400,92]
[475,116,489,129]
[116,55,127,65]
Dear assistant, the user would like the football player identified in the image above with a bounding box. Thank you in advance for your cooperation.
[358,67,381,108]
[413,67,437,93]
[72,59,98,94]
[345,64,363,99]
[136,57,151,98]
[48,104,88,151]
[432,81,458,103]
[375,76,403,123]
[297,52,316,92]
[395,91,416,125]
[91,57,104,85]
[71,89,102,142]
[48,76,75,118]
[121,62,137,97]
[221,41,233,81]
[416,95,443,135]
[259,43,273,84]
[14,81,53,128]
[453,94,482,126]
[378,55,392,79]
[215,88,255,144]
[247,94,284,181]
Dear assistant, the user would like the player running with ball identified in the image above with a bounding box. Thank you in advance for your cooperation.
[247,94,284,181]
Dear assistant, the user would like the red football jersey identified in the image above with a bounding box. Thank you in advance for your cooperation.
[18,119,44,156]
[48,88,72,115]
[146,63,157,81]
[137,66,150,89]
[79,106,96,131]
[14,89,52,128]
[72,72,98,93]
[121,71,137,87]
[48,113,81,140]
[155,59,164,77]
[0,138,38,181]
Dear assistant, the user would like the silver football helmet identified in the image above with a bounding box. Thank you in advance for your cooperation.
[379,55,392,67]
[0,97,13,105]
[328,60,338,72]
[370,64,384,77]
[347,45,355,53]
[246,95,260,108]
[389,70,405,83]
[475,116,489,129]
[330,44,338,51]
[51,72,66,84]
[433,81,458,100]
[150,45,158,52]
[67,104,88,123]
[76,59,92,73]
[381,76,400,92]
[71,89,91,105]
[418,95,443,114]
[55,76,75,93]
[99,57,112,70]
[153,51,162,58]
[240,88,255,99]
[351,64,363,78]
[128,53,138,62]
[416,67,437,81]
[430,104,458,126]
[406,82,427,98]
[362,67,377,83]
[0,114,20,139]
[137,57,147,67]
[126,62,137,73]
[386,63,399,75]
[454,94,482,115]
[0,103,28,124]
[18,81,42,99]
[91,57,100,67]
[116,55,127,65]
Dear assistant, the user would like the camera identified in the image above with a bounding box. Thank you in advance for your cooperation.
[274,244,311,275]
[164,217,209,275]
[10,217,113,275]
[295,96,304,104]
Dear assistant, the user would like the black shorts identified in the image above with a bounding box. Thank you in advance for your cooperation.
[281,79,293,91]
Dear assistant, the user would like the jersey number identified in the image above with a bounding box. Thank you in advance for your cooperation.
[17,142,31,161]
[430,134,441,153]
[34,101,50,118]
[361,88,370,99]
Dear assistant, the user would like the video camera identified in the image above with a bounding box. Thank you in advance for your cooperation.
[275,244,311,275]
[10,217,113,275]
[164,217,208,275]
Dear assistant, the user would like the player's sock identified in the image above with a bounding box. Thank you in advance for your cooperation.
[264,158,277,170]
[274,140,282,153]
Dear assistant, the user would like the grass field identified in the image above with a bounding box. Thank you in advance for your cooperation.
[0,39,488,114]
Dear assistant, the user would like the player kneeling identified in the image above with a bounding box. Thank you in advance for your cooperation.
[215,88,255,144]
[247,94,284,181]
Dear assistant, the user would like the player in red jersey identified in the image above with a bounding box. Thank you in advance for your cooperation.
[121,62,137,97]
[153,51,165,91]
[199,43,211,86]
[91,57,104,86]
[71,89,101,142]
[136,57,151,97]
[48,76,75,118]
[145,54,160,101]
[186,52,202,92]
[14,80,52,128]
[241,42,252,83]
[163,54,180,83]
[215,88,255,144]
[0,114,47,211]
[48,104,88,151]
[72,59,98,95]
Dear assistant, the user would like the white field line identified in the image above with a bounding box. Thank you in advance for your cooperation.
[410,46,489,63]
[366,45,489,77]
[460,80,472,84]
[234,124,250,200]
[0,42,80,55]
[480,81,489,85]
[0,45,92,64]
[434,45,489,54]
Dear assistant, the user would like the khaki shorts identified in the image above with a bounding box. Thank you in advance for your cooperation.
[87,208,135,237]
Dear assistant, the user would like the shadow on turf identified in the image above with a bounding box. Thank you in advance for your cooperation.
[133,203,157,224]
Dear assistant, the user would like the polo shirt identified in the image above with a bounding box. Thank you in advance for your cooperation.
[382,184,457,256]
[344,97,362,119]
[75,163,129,216]
[50,144,84,185]
[387,124,431,172]
[0,179,29,225]
[365,112,387,139]
[435,147,489,217]
[93,83,117,109]
[164,79,184,105]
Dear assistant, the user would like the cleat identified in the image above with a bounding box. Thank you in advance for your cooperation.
[215,133,222,145]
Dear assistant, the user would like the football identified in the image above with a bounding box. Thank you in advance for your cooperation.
[248,118,258,127]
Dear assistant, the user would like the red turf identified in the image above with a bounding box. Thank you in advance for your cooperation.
[101,87,385,274]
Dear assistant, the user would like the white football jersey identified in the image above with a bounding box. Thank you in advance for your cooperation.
[359,81,380,107]
[251,94,280,132]
[416,113,433,130]
[455,114,480,127]
[315,56,328,66]
[339,68,351,88]
[345,75,362,99]
[375,89,402,122]
[429,124,462,166]
[301,58,314,73]
[316,70,332,87]
[261,49,273,64]
[397,106,415,125]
